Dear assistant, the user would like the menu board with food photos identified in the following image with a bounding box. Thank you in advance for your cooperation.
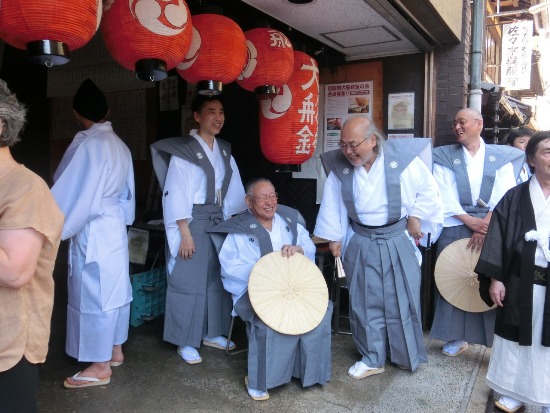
[323,81,373,152]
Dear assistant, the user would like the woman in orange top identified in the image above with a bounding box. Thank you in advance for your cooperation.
[0,79,64,413]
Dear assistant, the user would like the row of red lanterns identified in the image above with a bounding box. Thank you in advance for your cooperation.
[0,1,294,92]
[0,0,318,167]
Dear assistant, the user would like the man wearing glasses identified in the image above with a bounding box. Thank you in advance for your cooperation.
[430,108,524,357]
[209,178,332,401]
[315,115,442,378]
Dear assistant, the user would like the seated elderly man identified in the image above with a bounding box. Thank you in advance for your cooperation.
[208,177,332,401]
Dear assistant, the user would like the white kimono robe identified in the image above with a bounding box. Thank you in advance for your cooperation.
[315,153,443,257]
[434,140,517,228]
[163,130,246,273]
[52,122,135,362]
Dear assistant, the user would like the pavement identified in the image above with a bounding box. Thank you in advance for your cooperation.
[38,306,502,413]
[36,245,544,413]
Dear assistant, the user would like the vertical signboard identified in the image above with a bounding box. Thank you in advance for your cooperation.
[501,20,533,90]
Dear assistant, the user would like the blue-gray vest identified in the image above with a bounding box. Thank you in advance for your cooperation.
[150,135,233,206]
[432,143,524,217]
[320,138,432,225]
[208,205,304,257]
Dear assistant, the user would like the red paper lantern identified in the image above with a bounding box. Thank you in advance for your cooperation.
[176,14,247,95]
[259,51,319,170]
[101,0,193,81]
[0,0,101,66]
[237,28,294,96]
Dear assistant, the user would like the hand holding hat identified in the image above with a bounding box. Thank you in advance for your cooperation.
[248,251,328,335]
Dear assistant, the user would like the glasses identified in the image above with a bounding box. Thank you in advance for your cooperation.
[339,137,368,151]
[251,193,278,202]
[452,118,479,128]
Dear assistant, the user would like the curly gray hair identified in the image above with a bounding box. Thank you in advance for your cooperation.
[0,79,26,148]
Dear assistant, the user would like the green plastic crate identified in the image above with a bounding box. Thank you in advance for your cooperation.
[130,267,167,327]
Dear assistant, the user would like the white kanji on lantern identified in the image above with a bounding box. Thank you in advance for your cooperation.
[298,92,315,124]
[300,58,319,91]
[295,126,315,154]
[268,30,292,48]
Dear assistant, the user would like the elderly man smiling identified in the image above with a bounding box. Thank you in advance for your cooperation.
[315,115,443,378]
[209,177,332,401]
[430,108,524,358]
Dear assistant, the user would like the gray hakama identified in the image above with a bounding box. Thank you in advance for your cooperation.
[163,204,232,348]
[344,219,427,371]
[235,294,333,392]
[430,143,524,347]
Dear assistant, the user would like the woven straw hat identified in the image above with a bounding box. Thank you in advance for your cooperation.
[248,251,328,335]
[435,238,496,313]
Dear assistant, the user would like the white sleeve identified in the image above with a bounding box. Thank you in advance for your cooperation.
[402,158,443,245]
[119,161,136,225]
[433,163,468,220]
[162,157,201,260]
[488,162,516,210]
[297,223,316,262]
[222,156,247,218]
[51,139,107,240]
[314,172,349,242]
[219,233,260,301]
[162,157,196,225]
[406,157,444,223]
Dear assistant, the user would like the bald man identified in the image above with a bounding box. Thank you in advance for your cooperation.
[430,108,524,357]
[315,115,443,378]
[209,178,332,401]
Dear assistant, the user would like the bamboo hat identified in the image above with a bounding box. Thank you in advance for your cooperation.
[248,251,328,335]
[434,238,496,313]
